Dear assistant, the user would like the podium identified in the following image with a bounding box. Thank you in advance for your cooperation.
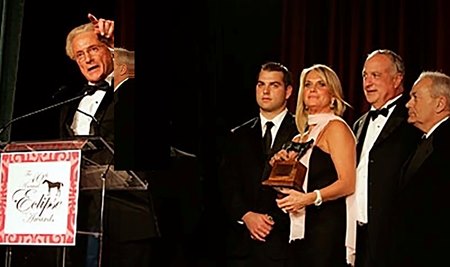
[0,137,147,267]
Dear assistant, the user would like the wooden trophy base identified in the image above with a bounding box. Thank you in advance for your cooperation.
[262,160,307,192]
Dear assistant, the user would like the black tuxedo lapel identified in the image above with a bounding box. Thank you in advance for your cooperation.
[251,118,266,157]
[89,85,112,133]
[373,96,409,147]
[373,111,405,147]
[60,98,79,137]
[59,82,114,138]
[113,88,119,104]
[66,81,112,139]
[272,113,297,152]
[355,113,370,162]
[401,135,433,187]
[94,86,114,122]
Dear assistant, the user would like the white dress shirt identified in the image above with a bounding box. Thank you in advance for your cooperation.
[355,95,401,224]
[71,75,113,135]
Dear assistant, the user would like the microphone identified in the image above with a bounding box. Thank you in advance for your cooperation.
[0,86,96,136]
[75,108,100,125]
[51,85,71,100]
[72,83,111,130]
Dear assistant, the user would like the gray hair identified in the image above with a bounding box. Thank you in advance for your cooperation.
[114,47,135,67]
[418,71,450,110]
[366,49,405,76]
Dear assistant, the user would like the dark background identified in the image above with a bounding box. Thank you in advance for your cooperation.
[4,0,450,265]
[11,0,450,153]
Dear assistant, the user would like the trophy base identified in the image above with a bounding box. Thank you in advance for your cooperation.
[262,160,307,192]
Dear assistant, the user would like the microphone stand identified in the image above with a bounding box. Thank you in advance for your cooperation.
[77,139,114,267]
[0,88,94,267]
[97,154,114,267]
[4,247,12,267]
[0,88,96,137]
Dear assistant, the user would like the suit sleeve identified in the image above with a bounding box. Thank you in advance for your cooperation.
[218,130,249,222]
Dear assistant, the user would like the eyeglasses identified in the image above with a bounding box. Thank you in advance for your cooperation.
[74,44,107,62]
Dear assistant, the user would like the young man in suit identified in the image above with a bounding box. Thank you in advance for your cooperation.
[219,62,298,267]
[392,71,450,266]
[60,15,159,267]
[348,49,421,267]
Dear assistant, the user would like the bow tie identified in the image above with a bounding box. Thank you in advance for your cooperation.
[83,81,110,95]
[369,97,401,120]
[369,108,389,120]
[91,80,110,91]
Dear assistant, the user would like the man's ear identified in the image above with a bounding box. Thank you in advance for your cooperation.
[119,64,128,76]
[393,73,404,89]
[285,85,293,100]
[436,95,448,113]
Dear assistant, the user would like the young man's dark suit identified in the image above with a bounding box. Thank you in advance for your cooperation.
[59,80,160,267]
[220,112,298,266]
[352,94,421,267]
[392,118,450,267]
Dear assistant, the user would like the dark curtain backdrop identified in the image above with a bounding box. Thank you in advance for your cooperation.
[3,0,450,265]
[116,0,134,50]
[9,1,114,142]
[0,0,25,142]
[6,0,450,190]
[280,0,450,124]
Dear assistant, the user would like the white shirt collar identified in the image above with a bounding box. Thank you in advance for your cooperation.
[88,72,114,87]
[370,94,402,111]
[260,108,288,132]
[115,77,129,92]
[424,116,449,139]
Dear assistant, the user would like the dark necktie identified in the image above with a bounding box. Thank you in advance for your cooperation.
[263,121,274,153]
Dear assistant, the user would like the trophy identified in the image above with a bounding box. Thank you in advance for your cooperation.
[262,139,314,192]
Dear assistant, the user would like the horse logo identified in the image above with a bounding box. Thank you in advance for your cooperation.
[42,179,64,195]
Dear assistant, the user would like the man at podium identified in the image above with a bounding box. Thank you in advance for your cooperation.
[59,14,160,267]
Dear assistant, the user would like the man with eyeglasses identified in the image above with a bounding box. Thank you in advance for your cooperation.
[59,14,160,267]
[61,13,115,139]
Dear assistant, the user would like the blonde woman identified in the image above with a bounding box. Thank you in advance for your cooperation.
[270,64,356,267]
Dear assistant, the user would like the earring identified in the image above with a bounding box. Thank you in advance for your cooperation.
[330,99,336,109]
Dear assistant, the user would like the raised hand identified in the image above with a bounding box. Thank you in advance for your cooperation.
[88,13,114,48]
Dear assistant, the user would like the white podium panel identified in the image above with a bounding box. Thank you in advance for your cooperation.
[0,149,81,246]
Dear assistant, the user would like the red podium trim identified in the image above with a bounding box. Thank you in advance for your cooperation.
[0,150,81,246]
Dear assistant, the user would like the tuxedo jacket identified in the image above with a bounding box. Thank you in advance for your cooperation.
[352,94,421,266]
[59,84,114,145]
[392,119,450,267]
[219,112,298,260]
[115,78,135,170]
[59,80,159,244]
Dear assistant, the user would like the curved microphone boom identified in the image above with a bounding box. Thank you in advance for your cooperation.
[0,86,96,135]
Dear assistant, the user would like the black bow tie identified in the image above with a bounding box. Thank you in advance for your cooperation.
[92,80,110,91]
[369,108,389,120]
[369,97,402,120]
[83,81,110,95]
